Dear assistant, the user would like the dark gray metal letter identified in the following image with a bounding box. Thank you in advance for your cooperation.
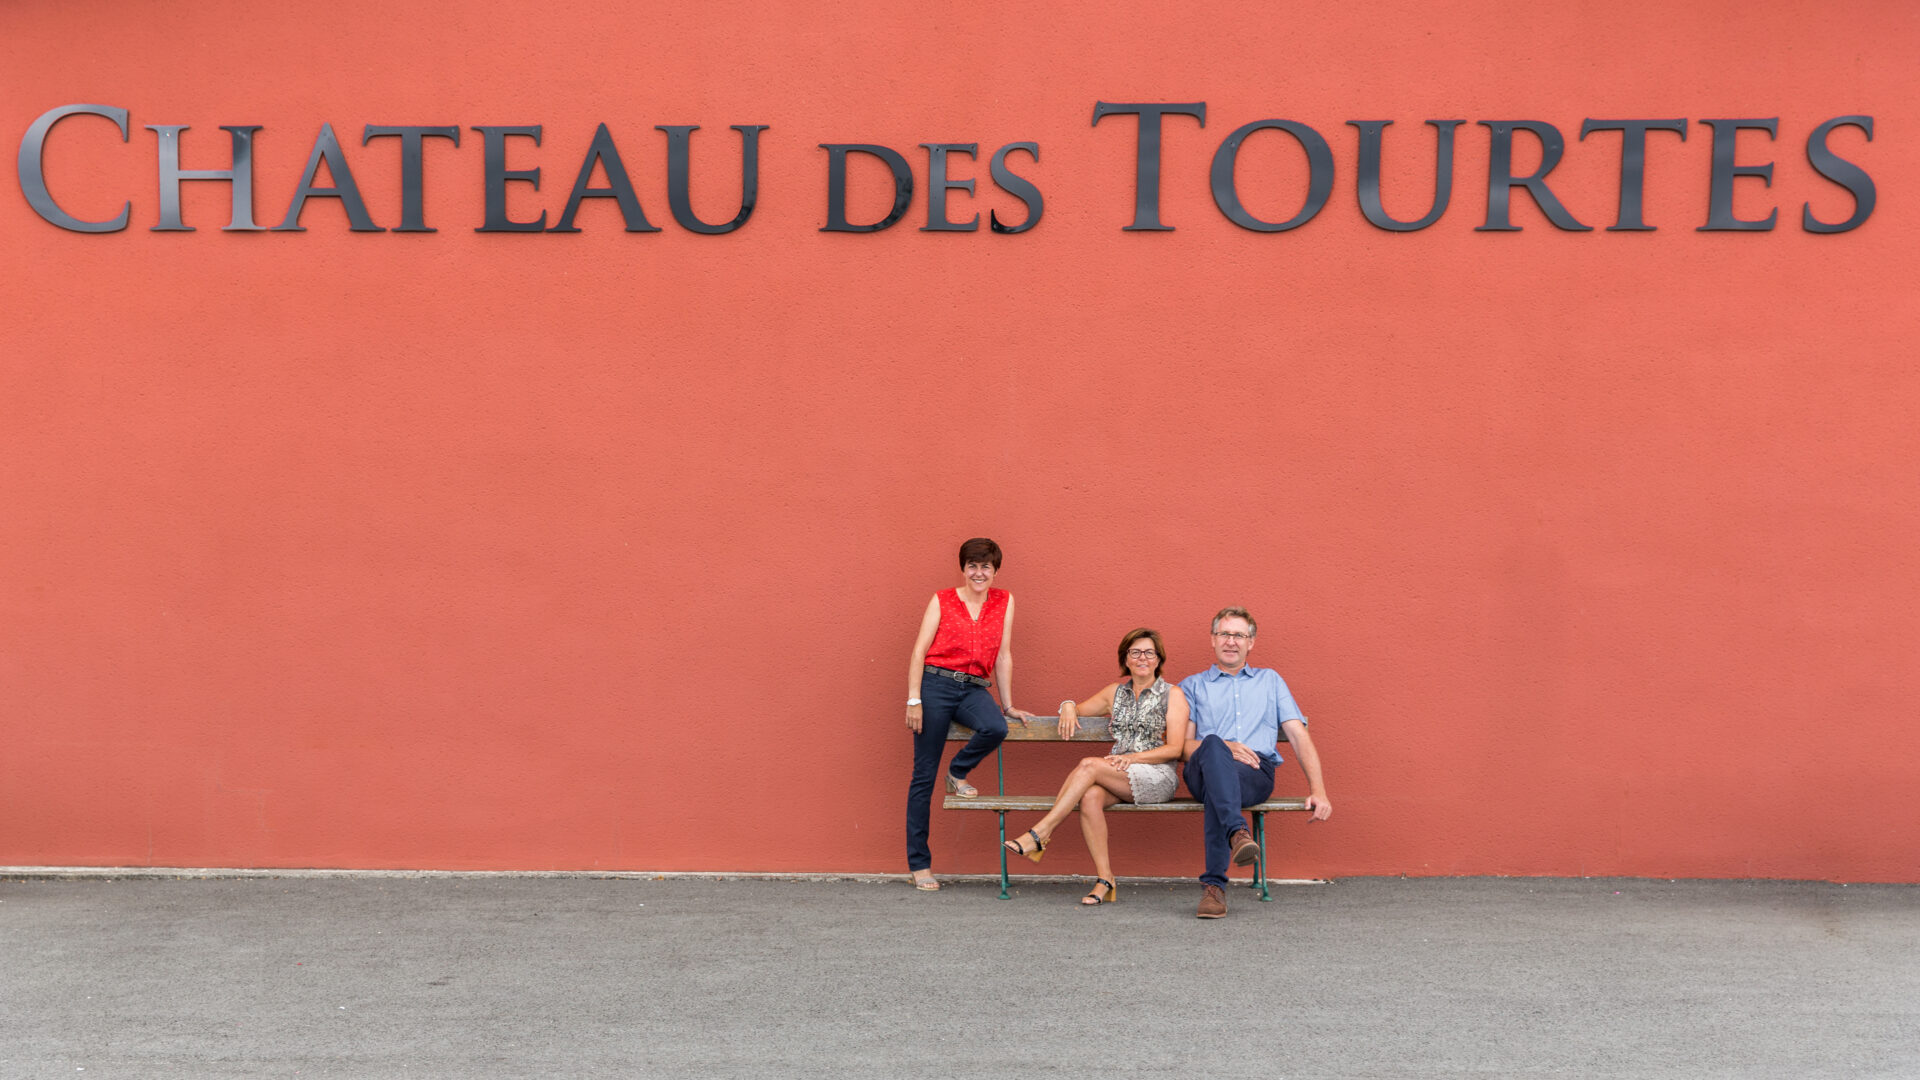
[363,126,460,232]
[550,123,658,233]
[1091,102,1206,231]
[474,126,545,232]
[148,125,264,232]
[1209,119,1334,232]
[1802,116,1874,234]
[1578,119,1687,231]
[275,123,383,231]
[656,124,766,234]
[18,103,130,233]
[988,142,1042,234]
[1349,120,1461,232]
[1476,121,1592,232]
[819,144,913,233]
[1698,118,1778,231]
[920,143,979,232]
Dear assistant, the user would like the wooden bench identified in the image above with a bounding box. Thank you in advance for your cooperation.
[947,716,1306,900]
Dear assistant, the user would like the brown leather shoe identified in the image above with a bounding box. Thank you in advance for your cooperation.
[1197,884,1227,919]
[1229,829,1259,867]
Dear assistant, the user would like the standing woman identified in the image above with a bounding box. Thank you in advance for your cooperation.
[904,538,1038,892]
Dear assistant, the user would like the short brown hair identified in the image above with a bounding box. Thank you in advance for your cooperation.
[1118,627,1165,677]
[1210,607,1257,636]
[958,537,1002,569]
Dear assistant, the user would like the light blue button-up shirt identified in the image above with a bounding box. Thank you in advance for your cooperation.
[1177,665,1307,767]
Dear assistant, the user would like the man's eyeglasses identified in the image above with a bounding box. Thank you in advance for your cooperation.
[1212,631,1252,642]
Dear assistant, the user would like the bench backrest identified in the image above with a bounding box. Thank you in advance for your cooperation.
[949,716,1110,741]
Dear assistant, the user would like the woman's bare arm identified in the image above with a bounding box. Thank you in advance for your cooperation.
[1059,681,1118,739]
[992,594,1038,722]
[904,596,940,734]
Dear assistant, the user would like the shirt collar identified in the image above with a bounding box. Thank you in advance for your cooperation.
[1204,664,1257,680]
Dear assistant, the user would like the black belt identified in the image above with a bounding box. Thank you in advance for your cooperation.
[925,664,993,688]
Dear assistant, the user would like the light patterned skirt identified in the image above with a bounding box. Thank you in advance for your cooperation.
[1124,762,1179,805]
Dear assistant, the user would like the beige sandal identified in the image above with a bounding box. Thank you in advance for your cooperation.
[910,870,940,892]
[945,773,978,798]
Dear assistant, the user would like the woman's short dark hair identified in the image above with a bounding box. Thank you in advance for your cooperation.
[1117,627,1165,678]
[958,537,1002,569]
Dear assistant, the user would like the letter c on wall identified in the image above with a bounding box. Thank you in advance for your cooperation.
[18,103,131,233]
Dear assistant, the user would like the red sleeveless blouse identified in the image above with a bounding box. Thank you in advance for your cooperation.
[922,588,1008,678]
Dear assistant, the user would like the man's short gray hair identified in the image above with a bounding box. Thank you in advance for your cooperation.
[1210,606,1257,636]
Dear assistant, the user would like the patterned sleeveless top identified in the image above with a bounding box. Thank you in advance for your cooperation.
[1111,677,1171,754]
[922,588,1008,678]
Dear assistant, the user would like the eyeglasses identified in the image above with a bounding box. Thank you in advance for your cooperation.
[1126,649,1159,660]
[1212,631,1252,642]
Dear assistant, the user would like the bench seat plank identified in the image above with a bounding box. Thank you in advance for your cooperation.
[944,795,1307,813]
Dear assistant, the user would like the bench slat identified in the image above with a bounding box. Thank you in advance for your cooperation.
[944,795,1307,813]
[950,717,1111,741]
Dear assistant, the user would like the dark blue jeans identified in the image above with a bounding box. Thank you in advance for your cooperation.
[1182,734,1277,887]
[906,673,1007,871]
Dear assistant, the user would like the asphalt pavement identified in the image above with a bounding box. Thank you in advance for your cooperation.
[2,874,1916,1079]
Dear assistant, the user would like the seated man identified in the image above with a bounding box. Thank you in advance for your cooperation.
[1179,606,1332,918]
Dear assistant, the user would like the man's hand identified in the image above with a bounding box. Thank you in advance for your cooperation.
[1005,708,1038,725]
[1224,740,1262,768]
[905,704,923,735]
[1305,792,1332,821]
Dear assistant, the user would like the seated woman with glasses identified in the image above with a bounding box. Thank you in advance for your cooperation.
[1001,628,1189,905]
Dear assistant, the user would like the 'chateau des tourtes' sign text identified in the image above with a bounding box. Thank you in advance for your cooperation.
[17,101,1877,236]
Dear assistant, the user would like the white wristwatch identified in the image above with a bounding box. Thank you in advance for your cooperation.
[907,697,922,707]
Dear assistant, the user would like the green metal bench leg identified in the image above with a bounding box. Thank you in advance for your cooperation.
[1253,812,1273,901]
[997,810,1011,899]
[995,746,1011,899]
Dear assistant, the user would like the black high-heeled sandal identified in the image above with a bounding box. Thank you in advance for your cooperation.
[1002,828,1046,864]
[1081,878,1117,905]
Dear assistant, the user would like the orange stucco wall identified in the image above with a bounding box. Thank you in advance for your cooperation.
[3,1,1916,881]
